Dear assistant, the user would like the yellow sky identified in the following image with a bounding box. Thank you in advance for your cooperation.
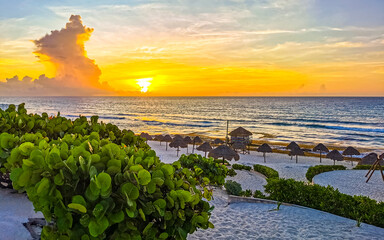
[0,1,383,96]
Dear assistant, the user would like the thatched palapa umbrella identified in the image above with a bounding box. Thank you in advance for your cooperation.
[196,142,212,157]
[208,145,240,164]
[257,143,272,163]
[286,142,300,160]
[192,136,203,153]
[163,135,172,151]
[183,136,192,153]
[213,138,224,145]
[327,150,343,165]
[313,143,329,163]
[173,135,184,141]
[289,147,304,163]
[342,146,360,166]
[359,153,379,165]
[154,135,164,145]
[169,138,187,157]
[140,132,152,143]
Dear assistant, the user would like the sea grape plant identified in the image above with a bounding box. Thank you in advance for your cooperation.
[178,154,228,186]
[7,133,216,239]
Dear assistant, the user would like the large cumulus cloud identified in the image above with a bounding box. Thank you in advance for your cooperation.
[0,15,111,96]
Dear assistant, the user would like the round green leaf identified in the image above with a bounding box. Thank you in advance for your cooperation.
[138,169,151,185]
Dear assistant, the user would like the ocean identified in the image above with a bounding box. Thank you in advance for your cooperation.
[0,97,383,151]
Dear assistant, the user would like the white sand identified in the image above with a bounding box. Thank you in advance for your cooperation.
[188,190,384,240]
[0,188,43,240]
[314,170,384,202]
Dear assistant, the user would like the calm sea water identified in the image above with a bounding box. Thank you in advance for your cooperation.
[0,97,383,151]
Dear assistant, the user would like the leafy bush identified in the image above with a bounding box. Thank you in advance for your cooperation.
[264,178,384,228]
[178,154,228,185]
[306,165,346,182]
[253,190,266,199]
[232,164,251,171]
[227,168,237,177]
[214,159,229,165]
[8,133,216,239]
[224,180,242,196]
[253,164,279,179]
[242,189,252,197]
[353,165,380,170]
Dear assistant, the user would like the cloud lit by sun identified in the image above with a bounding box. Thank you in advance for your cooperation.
[136,78,152,93]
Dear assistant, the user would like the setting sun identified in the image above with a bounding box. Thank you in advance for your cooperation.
[136,78,152,93]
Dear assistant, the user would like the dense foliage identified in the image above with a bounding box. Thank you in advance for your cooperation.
[231,164,251,171]
[253,164,279,179]
[264,178,384,228]
[0,104,221,239]
[305,165,346,182]
[227,168,237,177]
[5,133,216,239]
[224,180,242,196]
[178,154,228,186]
[353,165,380,170]
[0,103,148,170]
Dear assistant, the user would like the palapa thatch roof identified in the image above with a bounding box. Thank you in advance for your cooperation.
[163,135,173,142]
[257,143,272,153]
[213,138,224,145]
[196,142,212,152]
[173,135,184,141]
[289,147,304,156]
[286,141,299,150]
[193,136,203,144]
[154,135,164,141]
[208,145,240,161]
[140,132,152,140]
[326,150,343,161]
[359,153,380,165]
[342,146,360,156]
[313,143,329,153]
[183,136,192,144]
[229,127,252,137]
[169,138,187,148]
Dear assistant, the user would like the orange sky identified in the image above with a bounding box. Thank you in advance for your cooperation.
[0,1,383,96]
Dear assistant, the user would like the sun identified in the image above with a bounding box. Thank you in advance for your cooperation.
[136,78,152,93]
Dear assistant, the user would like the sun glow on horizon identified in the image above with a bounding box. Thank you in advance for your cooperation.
[136,78,152,93]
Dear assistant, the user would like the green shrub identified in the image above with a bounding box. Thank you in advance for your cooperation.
[178,154,228,185]
[242,189,252,197]
[227,168,237,177]
[353,165,380,170]
[253,164,279,179]
[224,180,242,196]
[214,159,229,165]
[253,190,266,199]
[232,164,251,171]
[264,178,384,228]
[8,133,216,239]
[306,165,346,182]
